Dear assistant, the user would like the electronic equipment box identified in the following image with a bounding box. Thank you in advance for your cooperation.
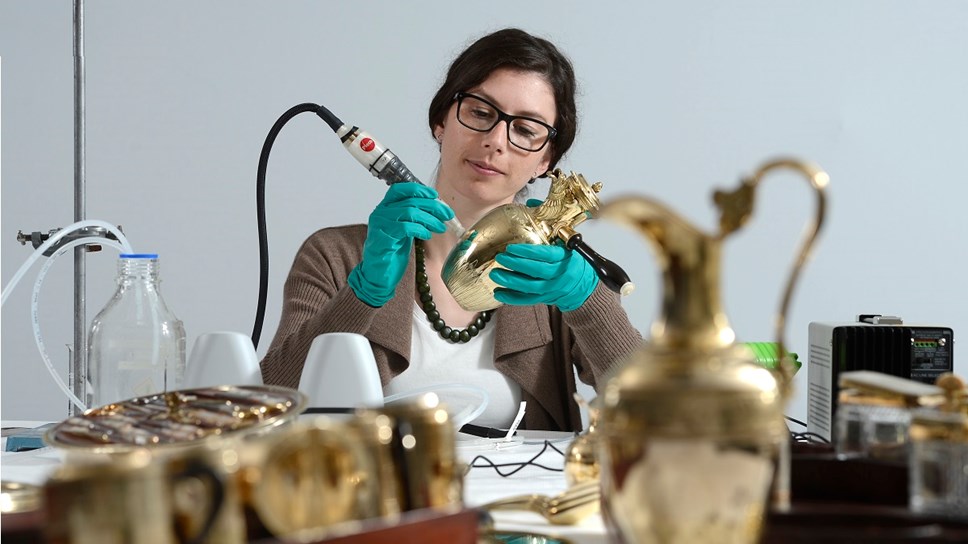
[807,315,953,441]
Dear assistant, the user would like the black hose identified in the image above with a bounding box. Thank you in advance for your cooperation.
[252,103,341,349]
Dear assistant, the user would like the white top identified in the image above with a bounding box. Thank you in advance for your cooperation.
[383,303,523,429]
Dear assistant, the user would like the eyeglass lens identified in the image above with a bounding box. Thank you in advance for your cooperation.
[457,95,552,152]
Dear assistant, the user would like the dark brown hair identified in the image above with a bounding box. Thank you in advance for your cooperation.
[428,28,577,176]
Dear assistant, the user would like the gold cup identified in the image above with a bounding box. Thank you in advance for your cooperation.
[43,449,228,544]
[165,439,248,544]
[241,416,381,541]
[356,393,464,513]
[346,411,406,517]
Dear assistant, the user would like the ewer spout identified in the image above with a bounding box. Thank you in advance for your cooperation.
[597,198,734,352]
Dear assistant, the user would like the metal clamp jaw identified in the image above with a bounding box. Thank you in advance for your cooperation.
[16,225,123,256]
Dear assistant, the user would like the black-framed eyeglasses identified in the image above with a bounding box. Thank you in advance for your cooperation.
[454,92,557,152]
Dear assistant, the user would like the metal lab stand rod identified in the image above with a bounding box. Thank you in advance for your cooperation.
[72,0,87,416]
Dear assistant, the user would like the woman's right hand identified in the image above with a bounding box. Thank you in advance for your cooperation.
[348,182,454,307]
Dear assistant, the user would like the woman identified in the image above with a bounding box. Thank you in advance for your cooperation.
[261,28,641,432]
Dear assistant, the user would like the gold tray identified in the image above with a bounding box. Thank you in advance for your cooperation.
[44,385,306,454]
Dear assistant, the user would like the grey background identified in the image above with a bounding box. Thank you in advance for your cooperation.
[2,1,966,424]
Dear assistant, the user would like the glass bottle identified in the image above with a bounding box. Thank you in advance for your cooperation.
[88,253,185,407]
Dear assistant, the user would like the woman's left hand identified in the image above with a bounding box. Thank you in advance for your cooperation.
[489,243,598,312]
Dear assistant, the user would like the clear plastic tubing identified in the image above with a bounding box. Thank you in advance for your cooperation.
[31,237,126,412]
[0,220,134,411]
[383,383,490,429]
[1,220,133,307]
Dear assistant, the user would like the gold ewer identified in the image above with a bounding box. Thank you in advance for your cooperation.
[442,168,632,311]
[595,158,829,544]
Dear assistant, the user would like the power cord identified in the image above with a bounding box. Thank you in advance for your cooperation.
[785,414,830,444]
[466,440,567,477]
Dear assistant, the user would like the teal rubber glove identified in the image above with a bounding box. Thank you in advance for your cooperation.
[489,243,599,312]
[348,183,454,307]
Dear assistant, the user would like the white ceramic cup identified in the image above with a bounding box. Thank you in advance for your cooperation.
[185,331,263,388]
[298,332,384,413]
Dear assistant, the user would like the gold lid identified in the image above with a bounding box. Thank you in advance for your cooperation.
[0,481,43,514]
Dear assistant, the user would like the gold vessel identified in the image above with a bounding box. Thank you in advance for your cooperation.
[563,396,601,486]
[43,449,229,544]
[240,416,381,541]
[442,169,604,311]
[596,158,829,543]
[355,392,464,512]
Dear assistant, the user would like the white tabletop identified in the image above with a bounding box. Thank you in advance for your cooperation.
[458,431,607,544]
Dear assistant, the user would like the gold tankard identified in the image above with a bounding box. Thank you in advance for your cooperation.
[43,449,228,544]
[354,392,464,513]
[239,416,382,542]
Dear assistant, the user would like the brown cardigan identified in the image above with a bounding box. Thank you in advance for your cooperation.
[260,225,642,431]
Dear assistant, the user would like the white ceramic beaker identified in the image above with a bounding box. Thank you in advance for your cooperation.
[185,331,263,388]
[298,332,384,414]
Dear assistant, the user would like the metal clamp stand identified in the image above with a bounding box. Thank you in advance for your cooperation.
[14,1,90,417]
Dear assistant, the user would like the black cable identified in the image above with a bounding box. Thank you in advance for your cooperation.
[461,423,514,439]
[785,415,829,443]
[466,440,565,477]
[545,440,567,456]
[790,431,830,444]
[784,415,808,428]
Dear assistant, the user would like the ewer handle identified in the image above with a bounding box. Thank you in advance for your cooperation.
[714,158,830,395]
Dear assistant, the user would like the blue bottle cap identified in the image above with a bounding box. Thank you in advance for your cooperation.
[120,253,159,259]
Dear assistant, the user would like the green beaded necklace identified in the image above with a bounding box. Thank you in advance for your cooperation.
[414,239,492,343]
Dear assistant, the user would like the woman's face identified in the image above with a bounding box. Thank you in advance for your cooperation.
[434,68,555,211]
